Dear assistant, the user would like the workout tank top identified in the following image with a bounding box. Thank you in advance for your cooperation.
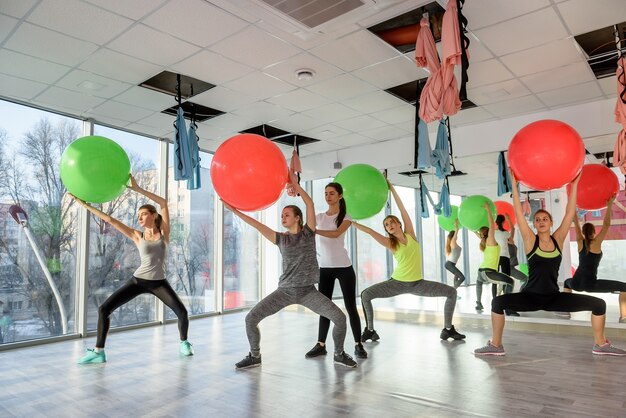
[575,241,602,279]
[134,234,167,281]
[480,245,500,270]
[315,212,352,268]
[522,235,561,294]
[494,230,510,257]
[447,246,461,263]
[391,234,422,282]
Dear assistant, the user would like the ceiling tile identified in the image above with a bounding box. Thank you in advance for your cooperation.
[125,122,172,138]
[466,59,514,88]
[301,103,361,123]
[468,79,532,105]
[371,104,416,124]
[0,72,48,100]
[86,100,154,123]
[448,107,497,127]
[466,38,494,63]
[107,24,200,67]
[113,86,177,112]
[262,52,343,86]
[224,72,297,100]
[142,0,248,48]
[464,0,550,30]
[0,0,37,18]
[169,50,254,85]
[343,90,411,114]
[195,122,236,143]
[83,0,167,21]
[34,86,106,113]
[306,73,377,101]
[27,0,133,45]
[360,125,409,141]
[598,75,617,96]
[482,95,546,117]
[537,81,603,107]
[331,133,377,147]
[203,112,257,132]
[309,30,400,72]
[190,86,257,113]
[266,89,332,112]
[56,69,132,99]
[4,23,98,66]
[209,26,301,69]
[333,115,387,132]
[298,140,343,156]
[230,101,294,126]
[0,14,18,43]
[353,56,429,90]
[271,113,326,134]
[299,124,351,140]
[500,38,585,77]
[558,0,626,36]
[0,49,71,84]
[520,61,595,93]
[79,49,162,85]
[136,111,177,132]
[474,8,568,56]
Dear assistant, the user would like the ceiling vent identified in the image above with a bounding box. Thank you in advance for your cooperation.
[574,21,626,79]
[258,0,365,28]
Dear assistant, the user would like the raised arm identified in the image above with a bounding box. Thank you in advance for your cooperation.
[288,170,316,231]
[485,203,497,246]
[69,194,139,243]
[510,169,535,251]
[450,220,459,247]
[316,219,351,238]
[505,214,515,241]
[388,180,416,241]
[128,175,170,241]
[352,222,393,251]
[553,172,582,246]
[594,195,615,243]
[223,201,277,244]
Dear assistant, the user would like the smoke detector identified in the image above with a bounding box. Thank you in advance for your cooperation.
[295,68,316,81]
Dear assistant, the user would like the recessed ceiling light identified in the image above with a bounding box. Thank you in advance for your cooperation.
[295,68,315,81]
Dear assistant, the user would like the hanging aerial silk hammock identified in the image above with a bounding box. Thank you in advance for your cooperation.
[497,151,512,196]
[432,119,451,179]
[186,118,201,190]
[173,107,192,181]
[614,56,626,175]
[418,175,451,218]
[286,139,302,197]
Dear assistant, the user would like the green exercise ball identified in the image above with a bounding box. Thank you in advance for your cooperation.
[437,205,459,232]
[60,135,130,203]
[518,263,529,277]
[334,164,388,220]
[458,195,496,231]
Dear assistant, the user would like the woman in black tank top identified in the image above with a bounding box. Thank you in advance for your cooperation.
[563,196,626,322]
[474,170,625,356]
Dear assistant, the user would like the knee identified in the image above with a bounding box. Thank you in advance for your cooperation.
[360,289,372,303]
[245,311,256,326]
[98,304,111,318]
[448,287,457,299]
[178,305,189,319]
[491,297,505,315]
[592,299,607,316]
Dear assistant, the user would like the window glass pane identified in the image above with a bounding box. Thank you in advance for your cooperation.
[166,147,216,316]
[86,125,160,331]
[0,100,78,343]
[416,190,441,283]
[355,207,388,294]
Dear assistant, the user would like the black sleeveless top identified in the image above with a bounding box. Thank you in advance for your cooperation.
[574,241,602,279]
[522,235,561,295]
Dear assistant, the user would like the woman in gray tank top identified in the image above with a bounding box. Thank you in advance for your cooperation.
[71,175,193,364]
[444,220,465,289]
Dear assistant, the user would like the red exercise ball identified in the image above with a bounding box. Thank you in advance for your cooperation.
[210,134,288,211]
[508,120,585,191]
[566,164,619,210]
[494,200,516,231]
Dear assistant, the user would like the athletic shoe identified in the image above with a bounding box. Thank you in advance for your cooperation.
[334,351,358,368]
[235,353,261,369]
[354,343,368,359]
[592,340,626,356]
[77,348,106,364]
[474,341,505,356]
[505,310,520,317]
[454,277,465,288]
[179,341,194,356]
[361,328,380,342]
[554,311,571,319]
[475,302,484,311]
[305,343,327,358]
[440,325,466,340]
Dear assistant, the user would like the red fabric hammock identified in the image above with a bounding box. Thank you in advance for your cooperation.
[614,57,626,175]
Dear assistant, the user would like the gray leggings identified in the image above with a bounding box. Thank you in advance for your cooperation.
[245,285,346,356]
[361,279,457,329]
[476,268,514,303]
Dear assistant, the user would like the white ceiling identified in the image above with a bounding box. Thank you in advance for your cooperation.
[0,0,625,199]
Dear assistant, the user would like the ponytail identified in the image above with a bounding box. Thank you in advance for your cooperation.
[325,182,346,228]
[155,213,163,231]
[581,222,595,254]
[478,226,489,252]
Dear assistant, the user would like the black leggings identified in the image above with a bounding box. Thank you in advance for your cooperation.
[564,274,626,293]
[96,277,189,347]
[492,291,606,316]
[493,257,512,297]
[317,267,362,343]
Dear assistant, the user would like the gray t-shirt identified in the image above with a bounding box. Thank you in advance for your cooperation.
[276,225,319,288]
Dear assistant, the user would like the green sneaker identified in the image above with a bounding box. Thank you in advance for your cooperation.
[77,348,106,364]
[180,341,194,356]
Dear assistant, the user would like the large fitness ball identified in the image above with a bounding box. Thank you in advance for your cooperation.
[458,195,496,231]
[334,164,388,220]
[437,205,459,232]
[60,136,130,203]
[508,120,585,191]
[210,134,288,211]
[566,164,620,210]
[494,200,516,231]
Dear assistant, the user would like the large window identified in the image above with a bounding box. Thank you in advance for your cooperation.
[355,204,388,293]
[86,125,160,331]
[0,101,78,343]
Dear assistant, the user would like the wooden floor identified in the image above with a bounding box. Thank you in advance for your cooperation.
[1,310,626,418]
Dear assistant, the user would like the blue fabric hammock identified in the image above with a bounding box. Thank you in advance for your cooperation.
[173,107,192,181]
[432,120,451,179]
[186,120,201,190]
[416,118,433,170]
[419,176,451,218]
[497,151,512,196]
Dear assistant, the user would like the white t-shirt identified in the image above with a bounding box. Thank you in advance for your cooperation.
[315,212,352,268]
[494,230,510,258]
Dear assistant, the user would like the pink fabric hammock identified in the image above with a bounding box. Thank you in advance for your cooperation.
[614,57,626,175]
[415,1,463,123]
[285,148,302,197]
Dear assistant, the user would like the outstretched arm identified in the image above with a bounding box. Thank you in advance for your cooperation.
[388,179,416,241]
[450,220,459,247]
[128,175,170,241]
[506,214,515,241]
[69,194,139,243]
[289,170,316,231]
[316,219,351,238]
[223,201,278,244]
[510,169,535,252]
[352,222,393,251]
[485,203,497,246]
[553,172,582,246]
[595,195,615,243]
